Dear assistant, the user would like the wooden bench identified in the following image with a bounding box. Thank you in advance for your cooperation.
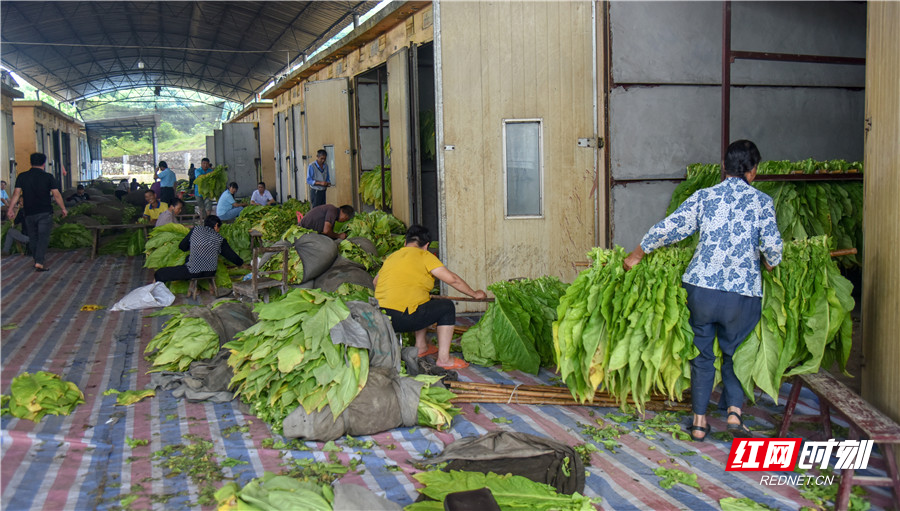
[85,224,149,259]
[779,371,900,508]
[232,244,290,303]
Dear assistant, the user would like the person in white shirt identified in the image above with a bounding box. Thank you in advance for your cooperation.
[250,181,276,206]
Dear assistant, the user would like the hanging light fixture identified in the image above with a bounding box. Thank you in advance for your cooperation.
[137,60,145,70]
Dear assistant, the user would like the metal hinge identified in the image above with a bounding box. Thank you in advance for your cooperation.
[577,137,604,149]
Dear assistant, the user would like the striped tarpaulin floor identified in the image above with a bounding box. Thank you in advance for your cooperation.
[1,251,895,510]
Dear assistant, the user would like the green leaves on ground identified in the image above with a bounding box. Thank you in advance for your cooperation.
[115,390,156,406]
[257,225,314,285]
[104,388,156,405]
[653,466,701,490]
[0,371,84,421]
[461,276,568,374]
[405,470,599,511]
[215,472,333,511]
[719,498,781,511]
[225,288,373,433]
[49,223,92,249]
[340,211,406,257]
[240,199,310,243]
[339,239,382,274]
[145,309,219,372]
[414,375,461,431]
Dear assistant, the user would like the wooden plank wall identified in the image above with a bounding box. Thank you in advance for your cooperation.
[440,1,600,310]
[861,1,900,433]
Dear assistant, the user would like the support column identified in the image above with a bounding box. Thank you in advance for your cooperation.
[151,126,159,168]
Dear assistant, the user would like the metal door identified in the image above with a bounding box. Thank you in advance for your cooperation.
[304,78,353,206]
[291,104,306,201]
[275,112,289,200]
[387,48,412,224]
[223,123,259,196]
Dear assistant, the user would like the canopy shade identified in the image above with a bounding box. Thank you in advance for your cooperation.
[1,1,379,104]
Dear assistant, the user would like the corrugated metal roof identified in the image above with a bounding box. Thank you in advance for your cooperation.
[0,1,380,104]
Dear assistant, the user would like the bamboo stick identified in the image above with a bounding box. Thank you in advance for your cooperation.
[431,295,495,302]
[450,395,691,411]
[830,248,857,257]
[445,380,685,402]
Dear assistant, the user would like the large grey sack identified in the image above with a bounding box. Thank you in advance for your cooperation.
[294,232,339,283]
[313,258,373,292]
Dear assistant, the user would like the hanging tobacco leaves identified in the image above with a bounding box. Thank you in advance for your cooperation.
[668,160,864,268]
[359,167,392,209]
[553,237,854,411]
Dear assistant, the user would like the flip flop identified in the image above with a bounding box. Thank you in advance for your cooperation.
[436,357,469,370]
[417,344,439,358]
[34,266,49,272]
[727,411,753,437]
[688,424,711,442]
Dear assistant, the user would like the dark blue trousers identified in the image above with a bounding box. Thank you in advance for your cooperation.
[310,188,327,208]
[684,283,761,415]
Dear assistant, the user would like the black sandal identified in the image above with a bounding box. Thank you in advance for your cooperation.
[727,411,753,437]
[688,424,711,442]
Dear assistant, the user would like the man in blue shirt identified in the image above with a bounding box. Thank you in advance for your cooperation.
[194,158,213,218]
[216,182,247,221]
[306,149,331,208]
[155,161,177,205]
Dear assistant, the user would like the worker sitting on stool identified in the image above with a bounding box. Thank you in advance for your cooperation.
[154,215,243,283]
[216,182,247,222]
[374,225,486,370]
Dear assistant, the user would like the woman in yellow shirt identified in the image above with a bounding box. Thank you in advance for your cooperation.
[375,225,486,370]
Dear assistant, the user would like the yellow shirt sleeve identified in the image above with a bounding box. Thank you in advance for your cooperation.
[375,247,444,314]
[143,202,168,221]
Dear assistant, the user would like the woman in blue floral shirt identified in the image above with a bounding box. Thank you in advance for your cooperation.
[623,140,783,441]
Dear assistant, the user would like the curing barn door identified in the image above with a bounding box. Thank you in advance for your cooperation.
[291,104,306,201]
[275,111,289,201]
[305,78,353,206]
[387,47,412,225]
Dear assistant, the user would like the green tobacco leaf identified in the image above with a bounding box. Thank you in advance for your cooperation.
[116,390,156,406]
[719,497,780,511]
[653,466,701,490]
[408,470,598,511]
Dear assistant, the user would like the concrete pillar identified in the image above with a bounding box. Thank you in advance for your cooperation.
[151,126,159,169]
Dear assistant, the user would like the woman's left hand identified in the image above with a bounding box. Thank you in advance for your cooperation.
[623,246,645,271]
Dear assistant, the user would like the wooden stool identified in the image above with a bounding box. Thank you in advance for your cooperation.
[188,276,218,300]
